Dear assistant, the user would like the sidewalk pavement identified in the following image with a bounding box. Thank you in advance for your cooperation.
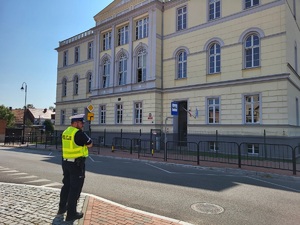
[0,143,299,225]
[0,182,190,225]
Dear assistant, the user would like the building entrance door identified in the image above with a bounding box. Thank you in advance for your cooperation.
[177,101,187,146]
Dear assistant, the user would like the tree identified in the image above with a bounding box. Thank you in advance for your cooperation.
[43,119,54,134]
[0,105,15,127]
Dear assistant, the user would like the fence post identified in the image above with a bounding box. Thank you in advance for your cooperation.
[130,138,133,154]
[98,136,101,154]
[197,142,200,165]
[238,143,242,168]
[292,147,296,175]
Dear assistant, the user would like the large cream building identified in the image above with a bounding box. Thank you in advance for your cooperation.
[55,0,300,145]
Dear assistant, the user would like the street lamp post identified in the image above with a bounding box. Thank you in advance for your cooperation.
[21,82,27,144]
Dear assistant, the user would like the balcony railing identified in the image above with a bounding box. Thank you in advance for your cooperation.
[59,29,94,47]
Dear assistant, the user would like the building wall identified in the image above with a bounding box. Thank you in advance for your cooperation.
[55,0,300,139]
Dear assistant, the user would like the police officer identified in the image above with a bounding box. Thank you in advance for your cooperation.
[58,114,93,221]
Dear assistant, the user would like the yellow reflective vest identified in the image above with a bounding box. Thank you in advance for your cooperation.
[62,126,88,159]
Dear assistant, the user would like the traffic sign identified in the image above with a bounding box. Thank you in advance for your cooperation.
[87,104,94,112]
[171,102,178,115]
[87,112,94,121]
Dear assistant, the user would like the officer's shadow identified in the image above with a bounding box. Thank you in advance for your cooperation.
[52,214,77,225]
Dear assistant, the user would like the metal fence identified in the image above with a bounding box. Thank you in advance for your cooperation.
[3,134,299,175]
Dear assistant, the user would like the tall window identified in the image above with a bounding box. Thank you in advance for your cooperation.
[209,0,220,20]
[74,46,80,63]
[134,102,143,124]
[245,0,259,9]
[72,108,78,115]
[296,98,299,126]
[63,50,68,67]
[74,76,79,95]
[118,53,127,85]
[209,43,221,74]
[207,98,220,124]
[100,105,106,124]
[118,25,129,46]
[61,110,65,125]
[177,6,187,31]
[137,48,147,82]
[245,34,260,68]
[244,94,260,124]
[295,43,298,73]
[102,58,110,88]
[87,73,92,93]
[103,31,112,50]
[177,51,187,79]
[62,78,67,97]
[136,17,148,40]
[88,41,93,59]
[116,104,123,124]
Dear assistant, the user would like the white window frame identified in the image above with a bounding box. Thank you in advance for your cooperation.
[88,41,93,59]
[177,6,187,31]
[61,110,65,125]
[118,25,129,46]
[118,54,127,85]
[244,34,260,68]
[63,50,68,67]
[87,73,92,93]
[74,76,79,95]
[208,43,221,74]
[116,104,123,124]
[99,105,106,124]
[74,46,80,63]
[102,58,110,88]
[208,0,220,20]
[62,78,67,97]
[207,97,220,124]
[136,17,148,40]
[103,31,112,51]
[137,48,147,82]
[247,144,259,155]
[243,94,260,124]
[134,102,143,124]
[177,51,187,79]
[245,0,259,9]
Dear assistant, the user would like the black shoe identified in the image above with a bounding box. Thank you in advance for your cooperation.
[57,206,67,214]
[65,212,84,221]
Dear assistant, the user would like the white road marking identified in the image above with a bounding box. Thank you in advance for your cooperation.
[15,175,38,179]
[1,170,19,173]
[25,179,51,183]
[246,176,300,192]
[41,182,62,187]
[146,163,173,173]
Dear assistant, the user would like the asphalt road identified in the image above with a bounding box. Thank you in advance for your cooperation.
[0,146,299,225]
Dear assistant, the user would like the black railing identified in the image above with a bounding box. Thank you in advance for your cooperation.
[3,135,299,175]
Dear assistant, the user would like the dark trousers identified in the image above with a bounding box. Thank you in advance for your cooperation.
[59,158,85,216]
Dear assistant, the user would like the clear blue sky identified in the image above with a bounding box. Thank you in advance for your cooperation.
[0,0,113,109]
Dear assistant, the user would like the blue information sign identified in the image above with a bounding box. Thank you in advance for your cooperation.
[171,102,178,116]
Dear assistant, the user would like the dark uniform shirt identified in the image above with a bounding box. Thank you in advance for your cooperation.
[74,130,92,147]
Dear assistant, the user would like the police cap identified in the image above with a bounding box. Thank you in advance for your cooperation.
[70,114,85,123]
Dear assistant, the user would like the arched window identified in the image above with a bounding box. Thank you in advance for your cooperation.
[74,75,79,95]
[102,58,110,88]
[62,78,67,97]
[209,43,221,74]
[245,33,260,68]
[177,51,187,79]
[87,72,92,93]
[137,48,147,82]
[118,53,127,85]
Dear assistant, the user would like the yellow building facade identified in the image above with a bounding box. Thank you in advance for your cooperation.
[55,0,300,143]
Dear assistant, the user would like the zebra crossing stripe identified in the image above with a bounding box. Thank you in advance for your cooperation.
[25,179,51,183]
[41,182,62,187]
[15,175,38,179]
